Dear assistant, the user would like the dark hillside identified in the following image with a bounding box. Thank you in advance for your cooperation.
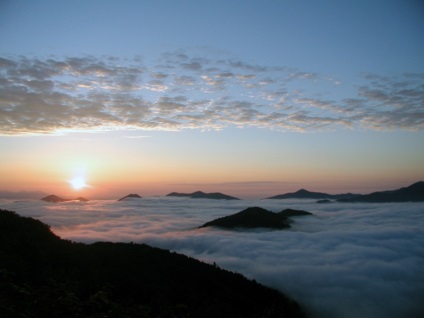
[117,193,142,201]
[266,189,358,200]
[338,181,424,202]
[200,207,291,229]
[167,191,240,200]
[0,209,305,318]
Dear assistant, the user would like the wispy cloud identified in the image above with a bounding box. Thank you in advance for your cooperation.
[1,53,423,135]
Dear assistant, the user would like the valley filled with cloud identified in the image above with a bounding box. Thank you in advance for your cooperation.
[2,198,423,318]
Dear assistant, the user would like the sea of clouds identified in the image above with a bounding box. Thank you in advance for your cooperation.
[1,197,423,318]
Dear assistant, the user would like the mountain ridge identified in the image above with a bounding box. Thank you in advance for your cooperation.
[337,181,424,202]
[41,194,89,203]
[167,191,239,200]
[266,189,358,200]
[266,181,424,202]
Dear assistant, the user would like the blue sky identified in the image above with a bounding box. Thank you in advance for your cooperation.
[1,0,423,198]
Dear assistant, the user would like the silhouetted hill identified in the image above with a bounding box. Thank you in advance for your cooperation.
[41,194,88,203]
[200,207,290,229]
[74,196,89,202]
[278,208,313,217]
[200,207,313,230]
[117,193,142,201]
[167,191,239,200]
[267,189,357,200]
[0,209,305,318]
[41,194,68,202]
[338,181,424,202]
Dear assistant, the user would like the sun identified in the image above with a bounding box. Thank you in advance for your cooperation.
[69,176,87,190]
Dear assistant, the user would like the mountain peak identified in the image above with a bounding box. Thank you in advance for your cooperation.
[200,207,290,230]
[41,194,66,203]
[338,181,424,202]
[118,194,142,201]
[167,191,239,200]
[406,181,424,189]
[41,195,88,203]
[296,189,310,194]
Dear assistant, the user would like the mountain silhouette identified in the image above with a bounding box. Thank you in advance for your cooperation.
[266,189,357,200]
[0,209,305,318]
[117,193,142,201]
[200,207,313,230]
[278,208,313,217]
[167,191,239,200]
[338,181,424,202]
[41,195,88,203]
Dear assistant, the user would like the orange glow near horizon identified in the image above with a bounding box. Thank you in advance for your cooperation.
[0,131,423,200]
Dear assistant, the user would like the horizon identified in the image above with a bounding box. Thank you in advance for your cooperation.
[1,2,424,201]
[0,179,422,201]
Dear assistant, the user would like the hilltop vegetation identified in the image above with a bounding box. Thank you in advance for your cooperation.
[0,209,305,318]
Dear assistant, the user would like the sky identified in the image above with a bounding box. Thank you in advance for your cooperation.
[1,198,423,318]
[1,0,424,198]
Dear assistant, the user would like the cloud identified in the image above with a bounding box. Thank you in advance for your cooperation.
[1,53,423,135]
[1,198,423,318]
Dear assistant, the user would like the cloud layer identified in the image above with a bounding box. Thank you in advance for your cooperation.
[2,198,424,318]
[1,52,423,135]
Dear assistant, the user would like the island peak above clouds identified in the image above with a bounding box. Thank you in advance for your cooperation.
[41,195,88,203]
[266,189,358,200]
[117,194,142,201]
[199,207,313,230]
[167,191,239,200]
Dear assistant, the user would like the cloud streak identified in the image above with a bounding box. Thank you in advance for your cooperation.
[2,198,424,318]
[1,52,424,135]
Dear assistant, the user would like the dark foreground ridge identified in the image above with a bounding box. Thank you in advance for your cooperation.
[41,194,88,203]
[0,209,305,318]
[117,193,142,201]
[200,207,313,230]
[338,181,424,202]
[167,190,240,200]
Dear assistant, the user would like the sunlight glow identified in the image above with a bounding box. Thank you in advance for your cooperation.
[69,176,87,190]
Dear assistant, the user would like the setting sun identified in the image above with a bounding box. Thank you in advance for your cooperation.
[69,176,87,190]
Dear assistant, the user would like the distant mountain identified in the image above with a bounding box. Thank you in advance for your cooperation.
[278,208,313,217]
[0,209,305,318]
[199,207,313,230]
[41,194,67,202]
[338,181,424,202]
[74,196,89,202]
[41,195,88,203]
[167,191,239,200]
[118,193,142,201]
[266,189,358,200]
